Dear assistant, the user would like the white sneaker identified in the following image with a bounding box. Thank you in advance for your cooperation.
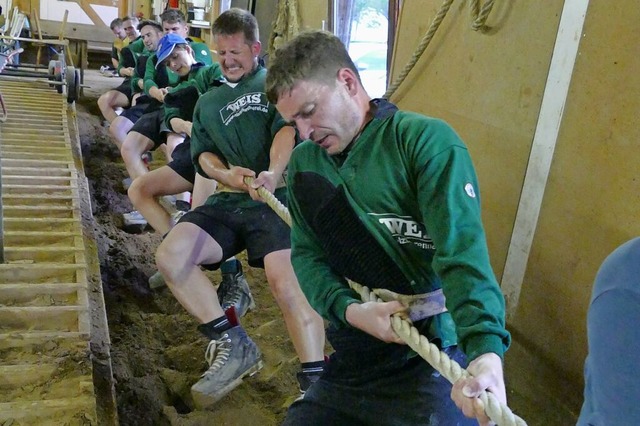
[171,210,187,223]
[100,65,115,76]
[123,210,147,226]
[148,270,166,289]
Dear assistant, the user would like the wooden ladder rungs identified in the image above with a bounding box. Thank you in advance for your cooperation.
[1,206,78,219]
[0,397,96,422]
[0,331,90,349]
[0,306,89,333]
[1,158,72,166]
[0,364,58,387]
[2,194,78,200]
[0,167,74,177]
[0,282,85,293]
[0,263,87,284]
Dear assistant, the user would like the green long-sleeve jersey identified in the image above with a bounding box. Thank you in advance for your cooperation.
[142,40,213,96]
[286,99,511,362]
[117,37,144,74]
[163,63,223,130]
[190,65,287,209]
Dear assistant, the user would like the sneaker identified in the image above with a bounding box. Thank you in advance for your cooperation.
[191,326,263,408]
[171,209,187,224]
[175,199,191,212]
[148,270,166,289]
[296,369,322,399]
[99,65,114,76]
[122,210,147,226]
[217,263,255,318]
[141,151,153,165]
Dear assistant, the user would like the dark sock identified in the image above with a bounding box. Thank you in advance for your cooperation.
[300,360,325,375]
[197,315,232,340]
[175,200,191,212]
[220,258,239,274]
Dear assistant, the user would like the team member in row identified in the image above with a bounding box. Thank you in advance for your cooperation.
[155,9,326,408]
[266,30,511,425]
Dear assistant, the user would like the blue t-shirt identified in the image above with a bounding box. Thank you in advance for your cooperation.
[578,237,640,425]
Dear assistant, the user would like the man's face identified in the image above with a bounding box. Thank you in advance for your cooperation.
[123,19,139,40]
[164,46,192,77]
[140,25,162,51]
[276,77,361,155]
[215,33,260,83]
[163,21,189,38]
[112,25,126,40]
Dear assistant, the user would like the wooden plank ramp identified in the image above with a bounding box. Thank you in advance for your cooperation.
[0,79,116,425]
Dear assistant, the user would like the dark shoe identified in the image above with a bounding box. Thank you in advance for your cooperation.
[296,369,322,398]
[217,263,255,318]
[191,326,263,408]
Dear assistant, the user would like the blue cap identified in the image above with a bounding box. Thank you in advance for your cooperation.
[155,33,188,68]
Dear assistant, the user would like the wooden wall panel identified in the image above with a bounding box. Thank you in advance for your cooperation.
[389,1,564,285]
[513,0,640,382]
[390,0,639,387]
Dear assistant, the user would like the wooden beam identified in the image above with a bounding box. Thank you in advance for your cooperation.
[38,19,114,43]
[0,34,68,46]
[501,0,590,319]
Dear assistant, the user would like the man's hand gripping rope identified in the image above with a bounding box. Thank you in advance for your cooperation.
[243,176,528,426]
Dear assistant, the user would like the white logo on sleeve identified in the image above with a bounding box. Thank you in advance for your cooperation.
[201,50,208,56]
[464,183,476,198]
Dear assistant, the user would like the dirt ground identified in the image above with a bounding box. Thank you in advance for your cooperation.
[77,72,302,426]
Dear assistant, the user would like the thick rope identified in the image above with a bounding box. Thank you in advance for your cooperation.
[384,0,496,100]
[244,176,527,425]
[470,0,496,31]
[351,282,526,426]
[243,177,292,226]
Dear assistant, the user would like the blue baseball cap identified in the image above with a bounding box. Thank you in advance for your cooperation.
[156,33,188,68]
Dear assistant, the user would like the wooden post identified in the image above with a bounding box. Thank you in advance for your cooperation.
[32,9,46,66]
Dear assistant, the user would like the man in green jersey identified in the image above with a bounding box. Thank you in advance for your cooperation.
[128,32,254,317]
[120,10,213,188]
[154,9,326,408]
[128,33,221,235]
[266,30,511,425]
[98,15,140,125]
[108,19,163,150]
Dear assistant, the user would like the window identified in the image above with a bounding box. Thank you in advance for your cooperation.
[329,0,399,98]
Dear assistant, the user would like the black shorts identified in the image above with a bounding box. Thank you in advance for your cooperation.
[114,78,132,100]
[120,101,149,124]
[129,109,170,149]
[167,138,195,184]
[179,202,291,269]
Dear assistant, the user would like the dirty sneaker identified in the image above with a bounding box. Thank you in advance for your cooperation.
[122,177,132,191]
[148,270,166,290]
[122,210,147,226]
[171,209,187,224]
[191,326,263,408]
[217,263,255,318]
